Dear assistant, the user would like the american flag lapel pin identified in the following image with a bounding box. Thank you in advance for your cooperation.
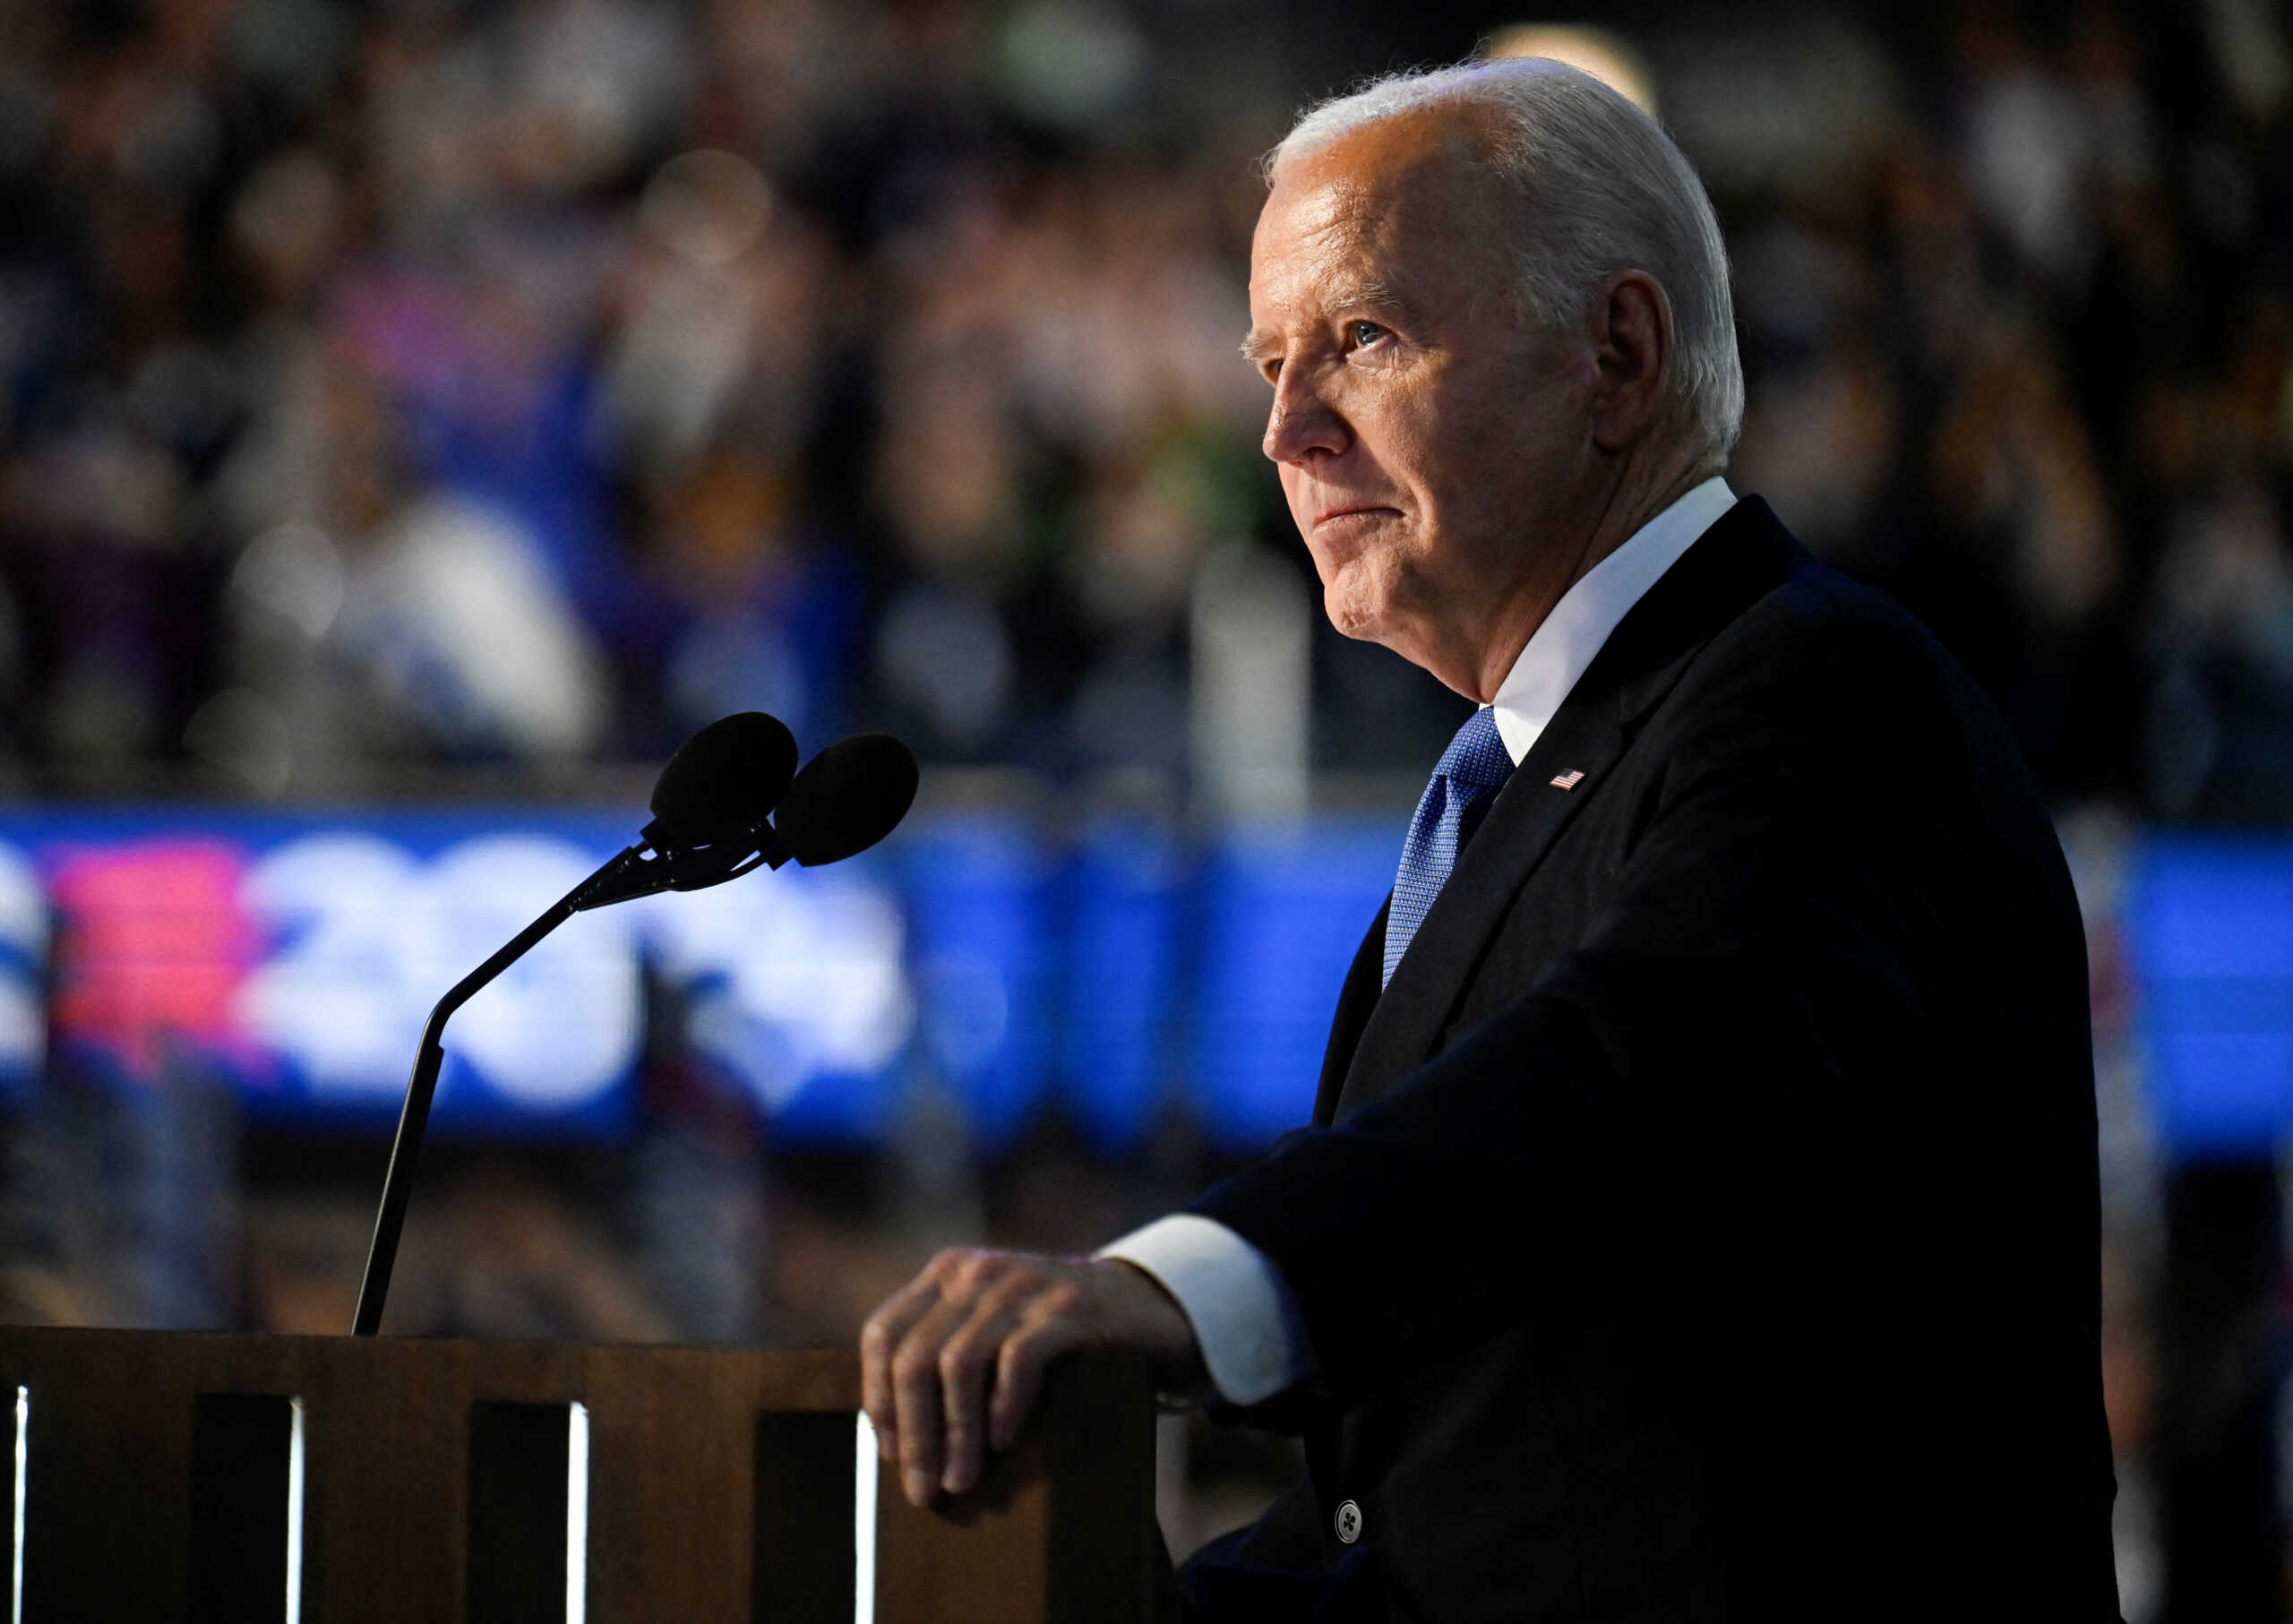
[1549,769,1585,791]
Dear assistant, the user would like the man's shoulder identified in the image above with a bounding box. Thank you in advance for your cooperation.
[1685,529,1952,693]
[1664,509,2031,772]
[1626,494,1955,692]
[1736,528,1941,656]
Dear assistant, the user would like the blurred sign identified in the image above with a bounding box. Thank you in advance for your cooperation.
[1193,820,1396,1153]
[2127,836,2293,1161]
[0,806,1410,1153]
[0,810,915,1141]
[0,838,47,1097]
[10,809,2284,1163]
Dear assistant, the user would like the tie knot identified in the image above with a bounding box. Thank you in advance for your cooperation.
[1436,706,1513,791]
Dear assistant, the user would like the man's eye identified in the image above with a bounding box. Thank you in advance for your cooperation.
[1349,321,1388,349]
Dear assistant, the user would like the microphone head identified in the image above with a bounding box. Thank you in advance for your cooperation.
[773,734,920,866]
[647,712,800,849]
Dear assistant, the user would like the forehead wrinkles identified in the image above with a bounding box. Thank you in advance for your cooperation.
[1266,111,1511,295]
[1252,178,1373,309]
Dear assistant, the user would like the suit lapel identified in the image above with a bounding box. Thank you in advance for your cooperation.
[1332,497,1801,1121]
[1312,898,1389,1126]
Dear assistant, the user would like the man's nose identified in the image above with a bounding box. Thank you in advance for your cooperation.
[1262,371,1349,465]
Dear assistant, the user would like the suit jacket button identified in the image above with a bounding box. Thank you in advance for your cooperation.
[1334,1499,1363,1544]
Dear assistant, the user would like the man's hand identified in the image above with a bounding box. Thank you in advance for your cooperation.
[859,1249,1200,1507]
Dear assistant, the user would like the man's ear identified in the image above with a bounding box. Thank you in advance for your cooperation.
[1588,271,1673,453]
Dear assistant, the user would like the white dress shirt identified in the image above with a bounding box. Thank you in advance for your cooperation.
[1098,477,1739,1405]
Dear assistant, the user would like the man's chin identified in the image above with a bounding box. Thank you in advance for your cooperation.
[1321,591,1422,665]
[1319,586,1387,644]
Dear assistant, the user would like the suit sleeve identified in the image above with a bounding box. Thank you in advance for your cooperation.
[1186,614,2083,1401]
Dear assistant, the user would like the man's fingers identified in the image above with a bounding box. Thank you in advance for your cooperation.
[889,1292,975,1506]
[855,1250,1192,1504]
[935,1267,1054,1493]
[935,1308,1017,1495]
[989,1310,1090,1454]
[859,1273,944,1465]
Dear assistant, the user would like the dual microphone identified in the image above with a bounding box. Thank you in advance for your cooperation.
[571,715,920,909]
[350,716,919,1336]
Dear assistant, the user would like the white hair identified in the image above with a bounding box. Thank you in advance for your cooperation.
[1273,59,1744,463]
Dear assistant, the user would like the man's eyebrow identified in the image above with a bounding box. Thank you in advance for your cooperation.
[1335,278,1412,321]
[1239,280,1419,366]
[1238,280,1412,366]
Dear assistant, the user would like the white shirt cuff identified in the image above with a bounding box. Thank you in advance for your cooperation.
[1096,1214,1318,1406]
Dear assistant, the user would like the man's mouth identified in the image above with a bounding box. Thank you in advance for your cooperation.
[1313,504,1399,528]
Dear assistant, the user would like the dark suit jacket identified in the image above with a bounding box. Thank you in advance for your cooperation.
[1179,498,2120,1623]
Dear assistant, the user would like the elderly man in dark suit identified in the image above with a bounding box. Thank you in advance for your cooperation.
[861,58,2121,1622]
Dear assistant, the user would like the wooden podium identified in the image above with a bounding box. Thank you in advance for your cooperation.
[0,1327,1159,1623]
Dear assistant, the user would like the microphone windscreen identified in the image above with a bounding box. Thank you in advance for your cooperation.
[648,712,800,848]
[774,734,920,866]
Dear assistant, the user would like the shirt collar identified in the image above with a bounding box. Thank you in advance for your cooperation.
[1486,477,1737,766]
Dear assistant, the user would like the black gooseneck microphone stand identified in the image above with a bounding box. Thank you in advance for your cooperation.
[349,826,788,1336]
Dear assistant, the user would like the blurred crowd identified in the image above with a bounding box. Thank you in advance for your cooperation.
[0,0,2280,813]
[1700,4,2293,819]
[0,0,1295,797]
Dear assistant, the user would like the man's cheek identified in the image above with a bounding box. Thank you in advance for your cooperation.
[1280,484,1317,544]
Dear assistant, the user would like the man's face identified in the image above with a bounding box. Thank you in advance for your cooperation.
[1245,111,1601,692]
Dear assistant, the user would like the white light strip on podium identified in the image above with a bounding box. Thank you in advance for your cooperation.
[854,1413,877,1624]
[286,1398,306,1624]
[567,1404,590,1624]
[10,1387,22,1624]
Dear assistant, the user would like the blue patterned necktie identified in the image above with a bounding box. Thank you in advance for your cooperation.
[1384,706,1516,987]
